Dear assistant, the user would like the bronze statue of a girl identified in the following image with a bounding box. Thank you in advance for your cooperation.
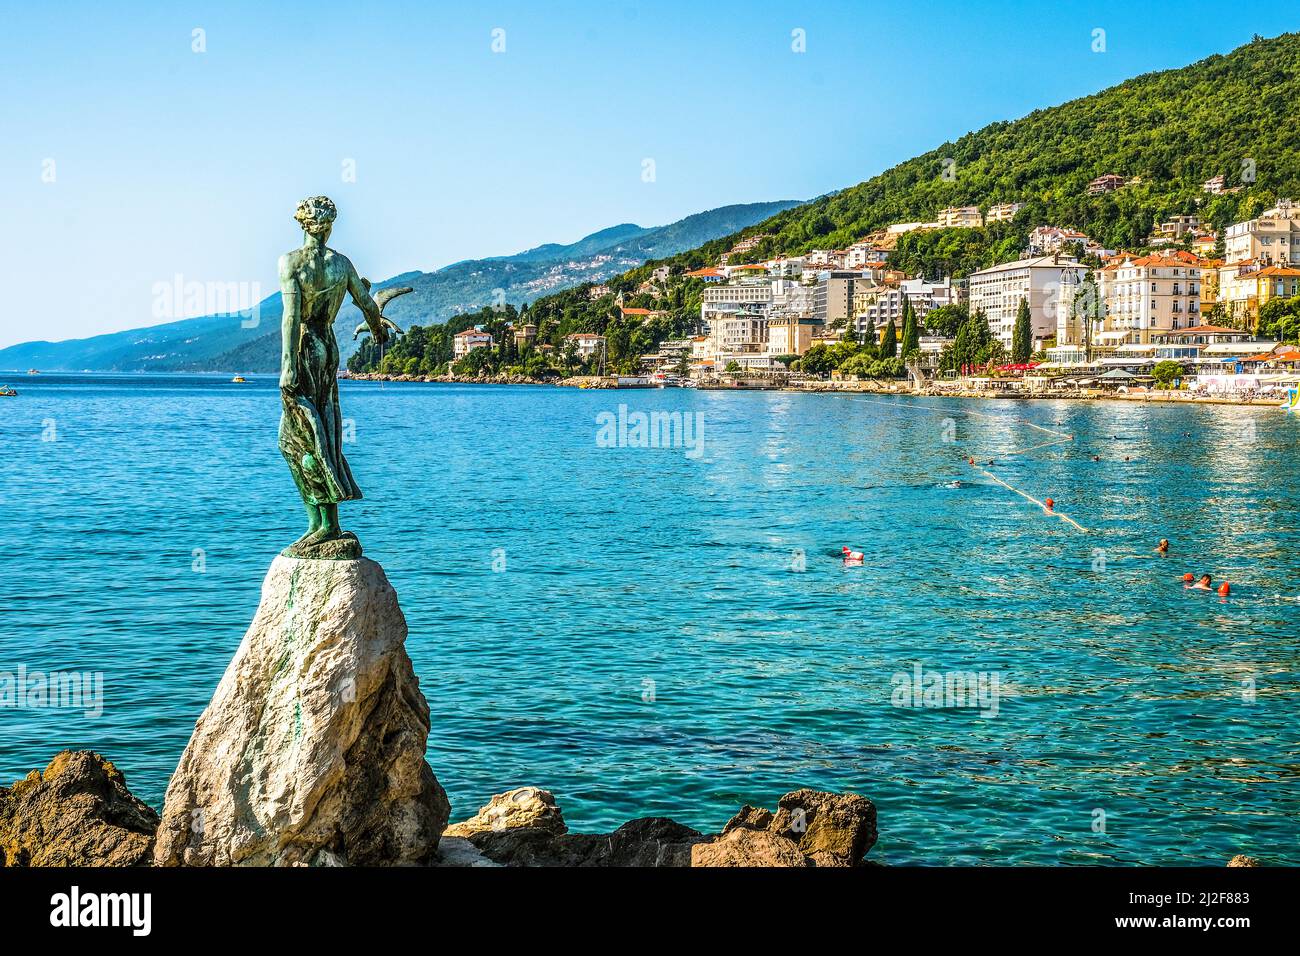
[278,196,406,559]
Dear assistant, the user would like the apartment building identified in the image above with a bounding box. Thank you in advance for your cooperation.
[453,329,493,359]
[845,241,889,268]
[937,205,983,228]
[1028,226,1090,256]
[1088,174,1127,195]
[1223,199,1300,266]
[1150,215,1201,245]
[565,333,606,359]
[1216,262,1300,327]
[985,202,1025,223]
[766,315,823,356]
[701,278,773,324]
[968,256,1085,350]
[851,277,957,336]
[811,271,863,326]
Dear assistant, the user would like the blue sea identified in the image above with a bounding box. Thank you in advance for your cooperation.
[2,373,1297,865]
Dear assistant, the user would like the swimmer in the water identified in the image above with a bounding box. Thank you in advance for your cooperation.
[1092,455,1101,462]
[1190,574,1213,591]
[842,546,864,563]
[1155,538,1169,555]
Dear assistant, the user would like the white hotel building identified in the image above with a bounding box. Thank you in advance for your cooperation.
[1104,254,1201,343]
[967,256,1085,351]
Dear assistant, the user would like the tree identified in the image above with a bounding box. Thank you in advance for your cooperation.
[900,293,920,356]
[942,309,997,373]
[880,317,898,359]
[1011,297,1032,364]
[800,344,835,376]
[839,353,872,377]
[923,304,967,338]
[1259,295,1300,342]
[1152,360,1185,388]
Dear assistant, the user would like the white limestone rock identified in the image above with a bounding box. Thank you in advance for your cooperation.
[153,555,449,866]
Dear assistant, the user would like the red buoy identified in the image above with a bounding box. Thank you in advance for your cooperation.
[1182,573,1195,583]
[1218,581,1231,596]
[1044,497,1055,512]
[968,456,975,465]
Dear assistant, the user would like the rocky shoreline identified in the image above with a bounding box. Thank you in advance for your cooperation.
[0,554,888,869]
[0,752,882,868]
[1,751,1268,867]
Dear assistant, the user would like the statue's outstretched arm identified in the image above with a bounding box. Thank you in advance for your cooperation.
[347,265,385,344]
[279,255,301,390]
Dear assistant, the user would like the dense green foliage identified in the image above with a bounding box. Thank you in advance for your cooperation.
[724,34,1300,263]
[940,310,1004,373]
[1258,295,1300,342]
[347,288,702,378]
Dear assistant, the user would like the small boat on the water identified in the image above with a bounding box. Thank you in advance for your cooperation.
[231,375,247,383]
[26,369,39,375]
[0,385,17,397]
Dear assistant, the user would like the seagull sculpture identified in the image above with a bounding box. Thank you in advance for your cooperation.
[353,283,413,340]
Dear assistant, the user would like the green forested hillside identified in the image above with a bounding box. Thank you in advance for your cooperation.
[706,32,1300,266]
[357,33,1300,377]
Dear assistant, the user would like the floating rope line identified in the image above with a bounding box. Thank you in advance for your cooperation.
[984,434,1074,462]
[852,396,1088,532]
[1019,418,1072,439]
[973,464,1090,532]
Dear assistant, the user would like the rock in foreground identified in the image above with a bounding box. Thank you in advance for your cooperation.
[444,787,567,837]
[0,751,159,866]
[442,787,875,867]
[153,555,449,866]
[694,789,878,867]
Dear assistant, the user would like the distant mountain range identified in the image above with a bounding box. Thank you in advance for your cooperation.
[0,200,800,373]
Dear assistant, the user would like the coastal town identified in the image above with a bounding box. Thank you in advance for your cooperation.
[426,180,1300,403]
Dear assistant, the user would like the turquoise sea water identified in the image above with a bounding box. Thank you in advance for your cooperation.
[2,373,1297,865]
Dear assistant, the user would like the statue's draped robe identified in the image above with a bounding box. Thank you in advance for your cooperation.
[279,273,362,505]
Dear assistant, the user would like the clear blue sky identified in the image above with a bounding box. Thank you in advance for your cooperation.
[1,1,1295,348]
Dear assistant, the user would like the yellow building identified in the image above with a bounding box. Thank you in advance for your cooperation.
[766,316,823,356]
[1213,263,1300,330]
[1199,260,1222,317]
